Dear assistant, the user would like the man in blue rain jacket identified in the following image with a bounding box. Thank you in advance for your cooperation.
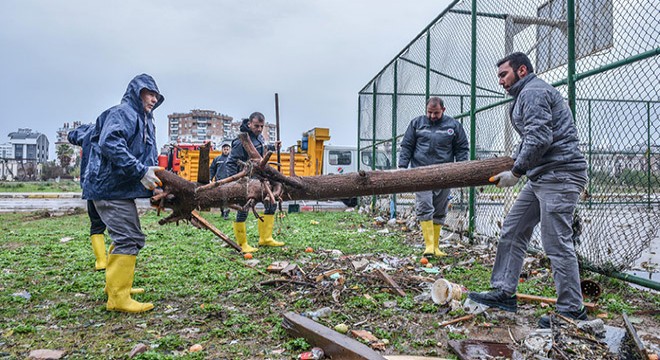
[83,73,164,313]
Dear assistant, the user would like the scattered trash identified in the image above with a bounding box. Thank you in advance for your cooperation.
[463,298,489,315]
[351,259,369,272]
[267,261,290,273]
[303,307,332,320]
[431,279,463,305]
[448,339,519,360]
[244,259,260,267]
[59,237,73,243]
[128,343,148,358]
[188,344,203,352]
[577,319,606,338]
[522,329,552,357]
[12,290,31,301]
[298,347,324,360]
[420,267,440,274]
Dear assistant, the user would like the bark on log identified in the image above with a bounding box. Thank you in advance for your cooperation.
[151,156,513,225]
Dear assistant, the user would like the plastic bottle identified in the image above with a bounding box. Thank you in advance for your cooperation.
[298,347,324,360]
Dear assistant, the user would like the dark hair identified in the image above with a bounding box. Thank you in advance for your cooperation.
[426,97,445,108]
[497,52,534,73]
[249,112,265,122]
[221,144,230,148]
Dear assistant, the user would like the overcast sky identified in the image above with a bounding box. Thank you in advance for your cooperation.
[0,0,452,159]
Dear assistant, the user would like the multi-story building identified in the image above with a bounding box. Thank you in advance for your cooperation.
[55,121,84,165]
[8,128,49,163]
[1,128,49,180]
[167,109,234,146]
[167,110,277,148]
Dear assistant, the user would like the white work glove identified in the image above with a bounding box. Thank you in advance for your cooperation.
[489,170,520,188]
[140,166,164,190]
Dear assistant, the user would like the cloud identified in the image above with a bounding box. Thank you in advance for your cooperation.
[0,0,450,158]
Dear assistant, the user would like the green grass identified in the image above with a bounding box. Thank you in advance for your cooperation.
[0,180,81,193]
[0,210,658,359]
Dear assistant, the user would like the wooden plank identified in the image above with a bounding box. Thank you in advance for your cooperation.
[375,269,406,297]
[516,293,598,312]
[190,210,242,252]
[281,312,387,360]
[622,313,649,359]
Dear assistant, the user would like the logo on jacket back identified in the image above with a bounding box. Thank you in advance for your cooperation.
[447,129,454,135]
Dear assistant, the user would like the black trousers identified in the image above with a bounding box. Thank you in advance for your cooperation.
[87,199,107,235]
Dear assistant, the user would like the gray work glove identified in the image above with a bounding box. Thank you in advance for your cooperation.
[140,166,164,190]
[489,170,520,188]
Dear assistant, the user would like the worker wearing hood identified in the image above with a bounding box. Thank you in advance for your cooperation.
[83,73,164,313]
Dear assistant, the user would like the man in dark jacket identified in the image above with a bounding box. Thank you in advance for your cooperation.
[398,97,469,258]
[68,123,108,271]
[83,74,164,313]
[224,112,283,252]
[210,143,232,219]
[468,52,588,328]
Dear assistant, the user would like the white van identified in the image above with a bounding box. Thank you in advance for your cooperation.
[323,145,391,175]
[323,145,391,206]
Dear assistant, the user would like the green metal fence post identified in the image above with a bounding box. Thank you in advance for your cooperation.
[648,101,652,209]
[391,60,399,218]
[567,0,576,116]
[371,82,377,210]
[587,100,593,209]
[468,0,477,237]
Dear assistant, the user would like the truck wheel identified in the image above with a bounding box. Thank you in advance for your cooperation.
[341,198,358,207]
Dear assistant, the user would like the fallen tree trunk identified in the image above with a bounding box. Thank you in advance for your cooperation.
[151,132,513,224]
[152,156,513,224]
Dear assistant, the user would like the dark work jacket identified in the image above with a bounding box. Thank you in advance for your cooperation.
[210,154,229,181]
[398,114,469,168]
[67,123,94,185]
[223,120,275,178]
[508,73,586,180]
[82,74,164,200]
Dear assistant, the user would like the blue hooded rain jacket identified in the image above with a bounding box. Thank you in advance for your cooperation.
[82,74,164,200]
[67,123,95,185]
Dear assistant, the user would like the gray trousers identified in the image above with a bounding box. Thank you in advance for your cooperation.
[93,199,146,256]
[491,170,587,312]
[415,188,451,224]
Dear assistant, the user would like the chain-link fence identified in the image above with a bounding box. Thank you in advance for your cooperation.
[357,0,659,274]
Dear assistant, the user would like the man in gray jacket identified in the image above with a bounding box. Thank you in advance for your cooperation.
[468,52,588,328]
[398,97,469,258]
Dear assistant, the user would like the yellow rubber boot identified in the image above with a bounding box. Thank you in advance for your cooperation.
[105,254,153,313]
[258,215,284,247]
[104,244,144,294]
[433,223,447,257]
[233,222,258,253]
[91,234,108,270]
[420,220,435,257]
